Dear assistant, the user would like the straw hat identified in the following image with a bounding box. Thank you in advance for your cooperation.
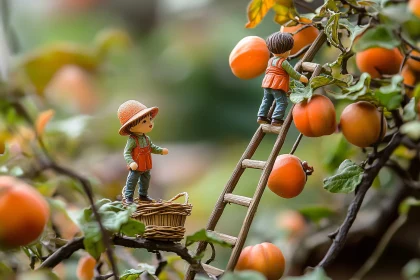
[117,100,159,136]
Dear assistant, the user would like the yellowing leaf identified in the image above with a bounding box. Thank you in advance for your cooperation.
[246,0,300,28]
[36,109,55,136]
[94,28,132,59]
[19,45,98,95]
[246,0,276,28]
[273,0,299,25]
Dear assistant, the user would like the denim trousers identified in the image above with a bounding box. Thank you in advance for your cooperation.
[124,170,151,199]
[258,88,289,120]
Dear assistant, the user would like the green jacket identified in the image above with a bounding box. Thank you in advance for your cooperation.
[124,134,163,165]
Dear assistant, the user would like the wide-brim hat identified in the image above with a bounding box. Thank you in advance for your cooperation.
[118,100,159,136]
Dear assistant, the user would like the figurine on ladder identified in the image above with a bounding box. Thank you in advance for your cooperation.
[258,32,309,127]
[117,100,169,204]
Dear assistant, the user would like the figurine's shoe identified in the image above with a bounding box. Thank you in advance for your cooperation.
[271,119,284,126]
[257,116,270,124]
[126,197,134,204]
[139,195,154,202]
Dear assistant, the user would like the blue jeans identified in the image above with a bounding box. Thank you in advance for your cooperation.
[258,88,288,120]
[124,170,151,199]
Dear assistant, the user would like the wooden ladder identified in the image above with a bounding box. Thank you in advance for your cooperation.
[185,33,327,280]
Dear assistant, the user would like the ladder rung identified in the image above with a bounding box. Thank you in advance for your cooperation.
[202,264,224,277]
[261,124,281,134]
[301,62,320,72]
[207,230,237,247]
[242,159,266,170]
[224,193,252,207]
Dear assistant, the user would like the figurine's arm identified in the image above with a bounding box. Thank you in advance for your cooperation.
[281,60,308,83]
[123,137,136,164]
[148,136,164,155]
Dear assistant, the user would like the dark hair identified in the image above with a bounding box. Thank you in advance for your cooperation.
[126,113,151,134]
[266,32,294,54]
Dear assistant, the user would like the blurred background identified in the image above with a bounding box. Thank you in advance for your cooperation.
[3,0,420,279]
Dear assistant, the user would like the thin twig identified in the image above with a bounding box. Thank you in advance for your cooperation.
[350,214,408,280]
[290,133,303,155]
[205,243,216,265]
[155,252,167,277]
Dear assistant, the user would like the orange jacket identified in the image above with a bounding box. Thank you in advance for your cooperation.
[261,57,290,92]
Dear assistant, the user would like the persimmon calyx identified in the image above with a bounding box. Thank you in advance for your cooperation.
[302,161,314,176]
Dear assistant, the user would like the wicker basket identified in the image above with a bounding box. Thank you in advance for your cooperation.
[127,192,192,241]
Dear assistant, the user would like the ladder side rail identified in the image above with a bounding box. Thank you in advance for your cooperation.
[225,33,328,271]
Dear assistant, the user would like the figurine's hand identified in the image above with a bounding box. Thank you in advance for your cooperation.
[300,75,309,84]
[129,162,138,170]
[162,148,169,155]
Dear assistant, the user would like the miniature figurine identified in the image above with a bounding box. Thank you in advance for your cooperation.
[258,32,309,126]
[117,100,169,204]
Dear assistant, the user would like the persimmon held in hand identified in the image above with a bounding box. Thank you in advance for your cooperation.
[281,23,319,56]
[77,255,96,280]
[267,154,312,198]
[340,101,387,148]
[0,176,49,247]
[236,242,286,280]
[292,94,337,137]
[356,47,403,78]
[229,36,270,79]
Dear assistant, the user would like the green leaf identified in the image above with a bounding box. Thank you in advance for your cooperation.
[353,25,400,52]
[326,72,374,101]
[299,206,335,223]
[317,0,339,17]
[403,98,417,122]
[221,271,266,280]
[374,75,403,110]
[401,121,420,140]
[289,80,313,104]
[339,20,370,43]
[402,259,420,280]
[284,268,332,280]
[324,13,341,49]
[323,159,364,194]
[120,219,145,237]
[399,197,420,215]
[120,268,158,280]
[83,223,105,259]
[76,199,145,257]
[310,74,350,89]
[185,229,232,248]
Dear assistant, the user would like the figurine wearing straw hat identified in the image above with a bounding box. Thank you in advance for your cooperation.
[118,100,169,204]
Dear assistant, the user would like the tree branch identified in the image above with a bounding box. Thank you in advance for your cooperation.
[317,133,402,268]
[40,236,209,277]
[39,237,85,269]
